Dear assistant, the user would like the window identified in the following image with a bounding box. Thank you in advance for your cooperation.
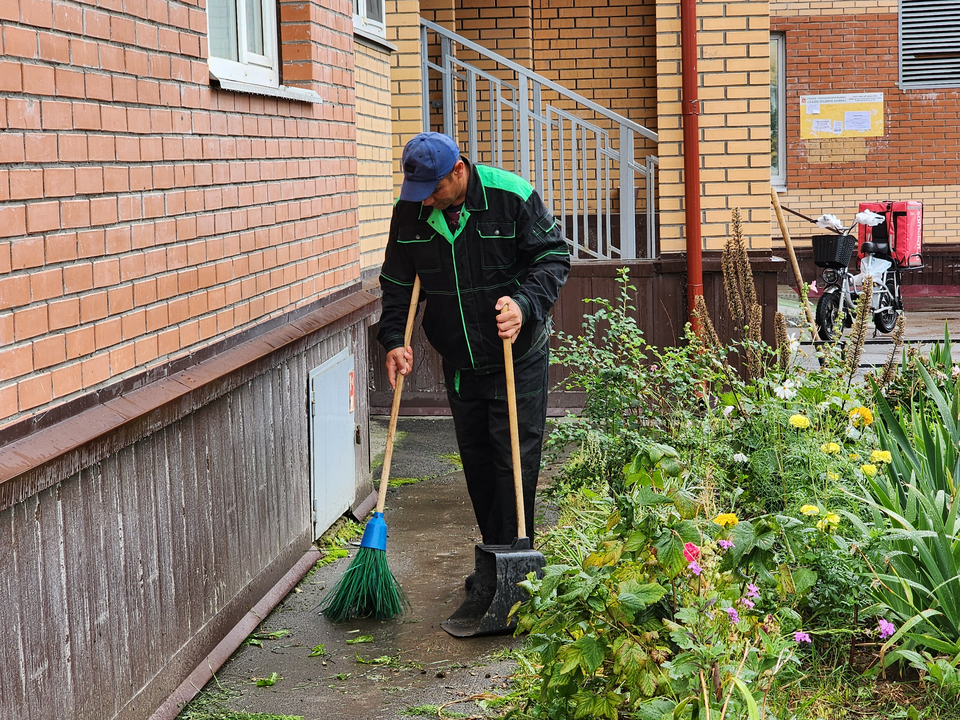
[771,32,786,188]
[899,2,960,88]
[354,0,386,40]
[208,0,279,87]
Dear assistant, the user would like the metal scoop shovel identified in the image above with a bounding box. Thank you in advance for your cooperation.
[441,328,546,638]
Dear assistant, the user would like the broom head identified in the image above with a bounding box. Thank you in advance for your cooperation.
[319,512,408,622]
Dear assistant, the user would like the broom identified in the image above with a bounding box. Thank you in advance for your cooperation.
[320,275,420,622]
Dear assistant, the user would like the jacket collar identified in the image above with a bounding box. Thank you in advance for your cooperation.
[416,156,487,220]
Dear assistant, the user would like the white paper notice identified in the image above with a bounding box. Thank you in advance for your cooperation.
[832,121,844,134]
[811,119,832,133]
[844,111,871,132]
[807,102,820,115]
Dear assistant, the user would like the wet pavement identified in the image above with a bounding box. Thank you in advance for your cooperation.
[181,417,536,720]
[778,287,960,368]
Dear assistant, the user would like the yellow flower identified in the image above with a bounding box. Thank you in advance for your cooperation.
[849,406,874,427]
[817,512,841,532]
[861,464,878,477]
[821,442,841,455]
[800,504,820,516]
[849,453,860,461]
[789,414,811,430]
[827,471,839,481]
[870,450,892,464]
[713,513,739,528]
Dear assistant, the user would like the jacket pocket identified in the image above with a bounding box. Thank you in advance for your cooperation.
[397,228,441,273]
[478,221,516,270]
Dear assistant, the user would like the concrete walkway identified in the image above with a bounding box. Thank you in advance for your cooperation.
[179,417,535,720]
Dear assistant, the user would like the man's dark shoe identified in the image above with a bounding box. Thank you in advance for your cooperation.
[465,572,477,591]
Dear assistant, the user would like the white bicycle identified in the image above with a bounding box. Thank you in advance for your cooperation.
[812,215,904,342]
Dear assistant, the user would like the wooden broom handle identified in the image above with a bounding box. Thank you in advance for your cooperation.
[376,275,421,514]
[502,304,526,539]
[771,188,820,341]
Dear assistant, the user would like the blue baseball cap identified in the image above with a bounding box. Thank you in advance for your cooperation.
[400,132,460,202]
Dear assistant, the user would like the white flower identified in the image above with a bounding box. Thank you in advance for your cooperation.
[952,365,960,379]
[788,334,800,354]
[775,379,798,400]
[845,425,862,440]
[723,405,734,418]
[733,453,749,464]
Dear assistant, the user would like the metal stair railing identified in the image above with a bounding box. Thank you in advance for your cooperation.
[420,18,659,260]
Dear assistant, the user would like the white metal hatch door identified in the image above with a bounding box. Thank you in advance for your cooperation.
[308,348,356,539]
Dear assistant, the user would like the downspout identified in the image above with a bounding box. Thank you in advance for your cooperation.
[680,0,703,327]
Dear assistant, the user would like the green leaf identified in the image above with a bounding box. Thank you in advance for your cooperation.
[636,698,677,720]
[308,643,326,657]
[655,532,686,578]
[618,580,667,612]
[557,644,584,675]
[572,634,606,674]
[635,487,674,507]
[594,691,622,720]
[255,672,279,686]
[346,634,374,644]
[791,568,818,596]
[730,676,760,720]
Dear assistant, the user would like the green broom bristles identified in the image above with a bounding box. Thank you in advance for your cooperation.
[319,546,409,622]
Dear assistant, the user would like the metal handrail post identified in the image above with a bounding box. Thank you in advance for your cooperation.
[421,24,430,132]
[441,35,455,138]
[646,155,659,259]
[619,125,636,259]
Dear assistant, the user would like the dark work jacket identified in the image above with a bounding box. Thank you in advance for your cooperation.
[377,159,570,372]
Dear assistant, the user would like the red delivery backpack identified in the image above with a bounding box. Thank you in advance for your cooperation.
[857,200,923,268]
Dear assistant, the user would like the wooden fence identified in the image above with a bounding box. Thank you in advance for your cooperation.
[370,254,784,414]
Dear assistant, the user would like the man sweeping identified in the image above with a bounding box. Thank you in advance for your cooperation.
[378,132,570,589]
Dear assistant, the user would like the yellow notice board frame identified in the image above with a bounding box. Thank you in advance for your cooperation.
[799,93,884,139]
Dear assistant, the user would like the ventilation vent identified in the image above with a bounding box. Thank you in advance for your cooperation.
[900,1,960,88]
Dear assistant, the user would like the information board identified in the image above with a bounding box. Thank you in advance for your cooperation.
[799,93,884,139]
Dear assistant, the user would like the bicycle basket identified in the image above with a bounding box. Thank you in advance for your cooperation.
[812,234,857,269]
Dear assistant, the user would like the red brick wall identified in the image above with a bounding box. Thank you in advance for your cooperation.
[774,13,960,189]
[0,0,360,428]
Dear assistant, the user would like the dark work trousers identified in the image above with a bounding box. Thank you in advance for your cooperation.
[443,339,550,546]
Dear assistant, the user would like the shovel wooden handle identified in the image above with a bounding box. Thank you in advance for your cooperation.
[502,310,526,540]
[376,275,421,514]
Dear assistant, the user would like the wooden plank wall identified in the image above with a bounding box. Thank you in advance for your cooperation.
[369,255,782,414]
[0,322,370,720]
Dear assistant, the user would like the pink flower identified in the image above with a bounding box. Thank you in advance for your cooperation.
[683,543,700,562]
[718,539,734,552]
[687,560,702,576]
[726,607,740,624]
[794,631,811,643]
[746,583,760,599]
[878,619,896,639]
[740,598,755,609]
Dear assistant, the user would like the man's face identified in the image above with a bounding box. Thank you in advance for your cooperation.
[422,160,466,210]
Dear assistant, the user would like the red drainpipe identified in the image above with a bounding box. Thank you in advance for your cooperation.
[680,0,703,328]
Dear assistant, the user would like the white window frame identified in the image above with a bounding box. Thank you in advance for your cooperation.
[771,32,786,189]
[208,0,280,88]
[354,0,386,41]
[899,0,960,89]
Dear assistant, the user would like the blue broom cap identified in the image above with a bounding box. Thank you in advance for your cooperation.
[359,511,388,551]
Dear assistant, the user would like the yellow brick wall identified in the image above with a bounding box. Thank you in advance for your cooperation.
[532,0,658,131]
[390,0,428,201]
[656,0,772,253]
[355,42,395,274]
